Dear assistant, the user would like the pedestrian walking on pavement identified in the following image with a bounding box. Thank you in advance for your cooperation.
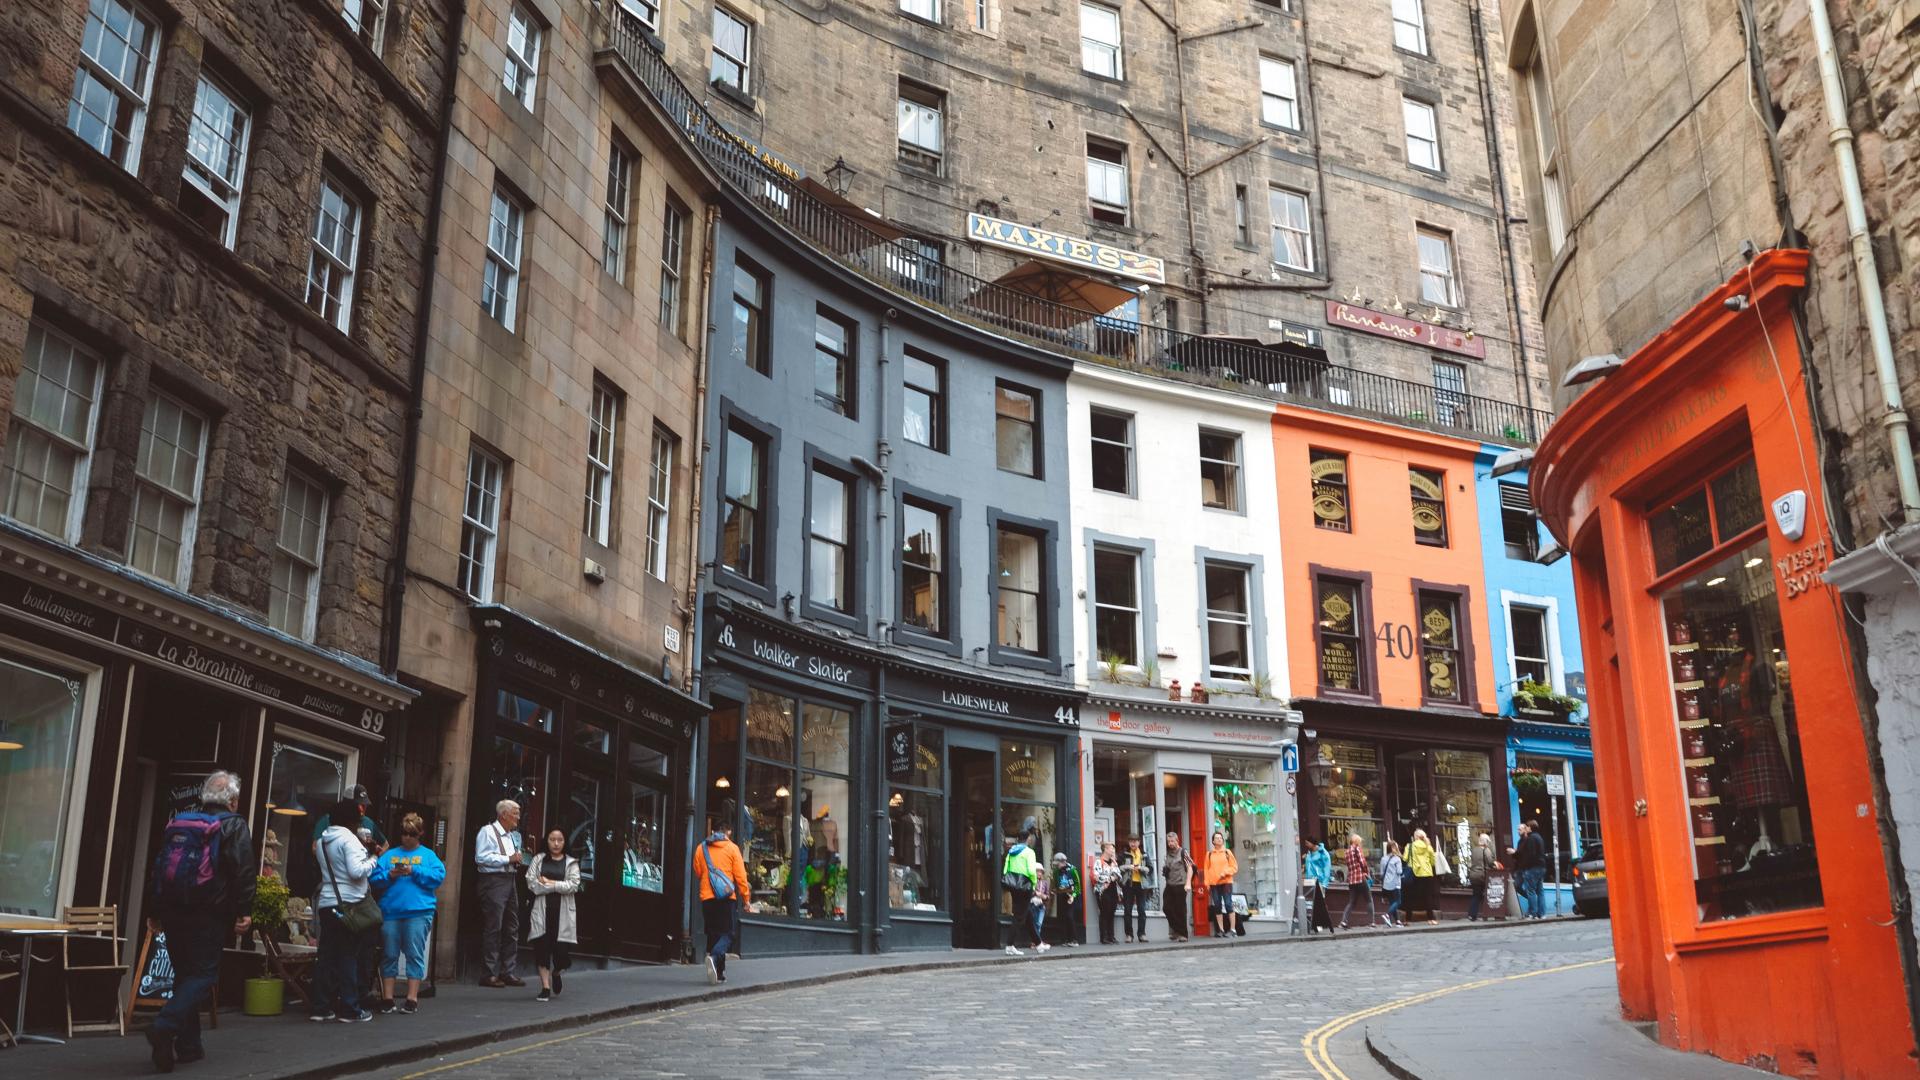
[1406,829,1439,924]
[144,770,256,1073]
[1092,842,1123,944]
[1467,831,1501,921]
[313,796,381,1024]
[1047,851,1084,946]
[1506,820,1548,919]
[527,828,580,1001]
[1339,833,1375,929]
[372,813,444,1014]
[1201,830,1239,938]
[692,813,750,984]
[1120,836,1152,942]
[1002,828,1043,955]
[474,799,527,987]
[1302,837,1333,933]
[1162,832,1196,941]
[1379,840,1407,926]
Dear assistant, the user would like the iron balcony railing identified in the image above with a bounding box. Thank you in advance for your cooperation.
[605,11,1554,445]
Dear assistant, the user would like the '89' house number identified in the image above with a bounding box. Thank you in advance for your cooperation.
[360,708,386,734]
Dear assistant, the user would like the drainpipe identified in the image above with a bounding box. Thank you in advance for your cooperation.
[1166,0,1207,332]
[380,0,467,674]
[1807,0,1920,524]
[679,203,720,958]
[1298,2,1335,291]
[868,316,896,954]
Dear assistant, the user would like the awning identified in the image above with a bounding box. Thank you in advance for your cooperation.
[1166,334,1330,386]
[796,178,910,251]
[963,260,1137,329]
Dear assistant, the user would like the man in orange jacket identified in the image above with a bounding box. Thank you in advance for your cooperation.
[692,815,750,984]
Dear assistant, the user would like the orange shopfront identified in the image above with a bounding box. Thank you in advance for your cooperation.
[1532,250,1913,1077]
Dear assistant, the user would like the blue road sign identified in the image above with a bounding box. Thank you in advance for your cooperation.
[1280,743,1300,774]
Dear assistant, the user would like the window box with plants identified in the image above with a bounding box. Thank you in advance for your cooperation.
[1511,679,1583,721]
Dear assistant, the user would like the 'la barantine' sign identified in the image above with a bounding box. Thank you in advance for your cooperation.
[967,213,1166,285]
[1324,300,1487,360]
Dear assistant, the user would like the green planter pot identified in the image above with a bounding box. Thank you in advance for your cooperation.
[243,976,284,1017]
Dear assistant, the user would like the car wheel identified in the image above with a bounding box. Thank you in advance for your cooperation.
[1576,900,1608,918]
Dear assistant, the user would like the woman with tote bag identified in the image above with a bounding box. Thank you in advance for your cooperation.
[526,829,582,1001]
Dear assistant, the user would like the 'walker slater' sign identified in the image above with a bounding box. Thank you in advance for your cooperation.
[0,570,386,737]
[967,213,1166,285]
[710,620,873,690]
[1324,300,1487,360]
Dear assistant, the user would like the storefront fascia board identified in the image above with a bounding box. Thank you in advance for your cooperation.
[1296,698,1507,745]
[472,604,705,740]
[886,661,1083,732]
[0,527,414,739]
[702,605,879,695]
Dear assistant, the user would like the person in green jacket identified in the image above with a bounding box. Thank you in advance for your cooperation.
[1047,851,1084,947]
[1003,830,1042,955]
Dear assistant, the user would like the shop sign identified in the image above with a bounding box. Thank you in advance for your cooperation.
[684,111,803,182]
[1103,711,1174,738]
[710,620,871,690]
[1776,539,1831,601]
[1267,319,1323,348]
[885,720,915,780]
[490,633,686,734]
[891,669,1076,726]
[967,212,1167,285]
[1310,456,1348,527]
[0,570,385,735]
[1323,300,1487,360]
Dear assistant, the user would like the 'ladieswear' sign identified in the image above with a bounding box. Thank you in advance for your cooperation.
[968,213,1166,285]
[1324,300,1487,360]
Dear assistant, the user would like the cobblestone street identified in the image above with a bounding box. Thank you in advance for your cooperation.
[356,920,1613,1080]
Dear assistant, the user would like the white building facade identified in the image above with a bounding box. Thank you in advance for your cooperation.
[1066,363,1302,930]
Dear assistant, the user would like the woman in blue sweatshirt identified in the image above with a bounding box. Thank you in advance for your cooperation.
[371,812,445,1013]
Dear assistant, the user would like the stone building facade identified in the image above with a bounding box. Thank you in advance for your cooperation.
[1502,0,1920,1073]
[0,0,431,964]
[640,0,1550,419]
[392,0,718,969]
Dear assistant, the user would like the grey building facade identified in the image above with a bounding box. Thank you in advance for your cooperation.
[696,185,1086,955]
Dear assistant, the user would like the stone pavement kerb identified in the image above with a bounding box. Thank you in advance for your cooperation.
[1364,961,1771,1080]
[3,915,1566,1080]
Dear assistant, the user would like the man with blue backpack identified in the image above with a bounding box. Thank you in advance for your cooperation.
[144,770,256,1073]
[691,810,749,984]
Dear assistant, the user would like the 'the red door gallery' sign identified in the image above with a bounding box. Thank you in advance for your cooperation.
[1324,301,1487,360]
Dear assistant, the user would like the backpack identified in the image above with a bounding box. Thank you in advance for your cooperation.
[152,811,229,908]
[1000,844,1031,893]
[703,840,735,899]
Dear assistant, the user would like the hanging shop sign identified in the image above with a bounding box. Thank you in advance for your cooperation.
[1267,319,1324,347]
[885,720,916,780]
[1324,300,1487,360]
[708,618,873,690]
[967,213,1167,284]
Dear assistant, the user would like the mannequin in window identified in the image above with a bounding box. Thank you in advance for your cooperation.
[1712,621,1790,867]
[805,804,844,919]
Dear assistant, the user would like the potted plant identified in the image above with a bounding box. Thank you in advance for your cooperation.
[244,873,291,1017]
[1513,680,1583,720]
[1189,683,1210,704]
[1511,767,1548,797]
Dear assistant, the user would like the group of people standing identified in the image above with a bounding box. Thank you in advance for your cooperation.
[1001,828,1247,954]
[1304,826,1536,931]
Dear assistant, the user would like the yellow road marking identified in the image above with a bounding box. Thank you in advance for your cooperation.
[398,998,737,1078]
[1299,959,1608,1080]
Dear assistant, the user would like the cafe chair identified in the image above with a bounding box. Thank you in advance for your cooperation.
[61,905,129,1037]
[1,960,18,1047]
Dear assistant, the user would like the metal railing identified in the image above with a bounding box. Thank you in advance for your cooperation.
[605,11,1554,445]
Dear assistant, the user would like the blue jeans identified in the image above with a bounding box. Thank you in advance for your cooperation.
[380,914,433,981]
[153,910,223,1052]
[702,898,735,976]
[1520,868,1547,916]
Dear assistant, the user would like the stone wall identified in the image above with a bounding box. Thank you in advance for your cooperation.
[648,0,1549,412]
[0,0,450,661]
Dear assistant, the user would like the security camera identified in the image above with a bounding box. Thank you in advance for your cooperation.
[1724,295,1750,312]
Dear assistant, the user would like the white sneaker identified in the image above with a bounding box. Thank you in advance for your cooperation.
[705,956,718,984]
[1004,945,1023,956]
[1036,942,1051,953]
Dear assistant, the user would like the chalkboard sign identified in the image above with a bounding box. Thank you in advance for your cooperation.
[130,924,176,1009]
[885,722,914,781]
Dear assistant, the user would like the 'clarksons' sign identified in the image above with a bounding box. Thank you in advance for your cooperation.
[968,213,1166,285]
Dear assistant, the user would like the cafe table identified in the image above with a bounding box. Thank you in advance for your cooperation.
[0,919,73,1047]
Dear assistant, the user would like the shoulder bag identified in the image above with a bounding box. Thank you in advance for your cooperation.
[320,834,385,935]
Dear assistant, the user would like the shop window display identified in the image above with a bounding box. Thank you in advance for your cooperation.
[1212,756,1278,917]
[999,739,1056,917]
[726,690,854,921]
[1430,750,1493,878]
[261,737,349,911]
[623,784,665,893]
[1315,740,1382,882]
[1661,526,1818,921]
[565,769,600,881]
[0,654,88,919]
[890,726,944,911]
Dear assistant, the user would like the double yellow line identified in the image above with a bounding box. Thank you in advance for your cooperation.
[1300,959,1608,1080]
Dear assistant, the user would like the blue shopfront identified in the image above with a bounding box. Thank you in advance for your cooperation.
[1475,445,1598,915]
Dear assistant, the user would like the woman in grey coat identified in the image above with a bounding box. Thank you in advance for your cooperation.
[525,828,581,1001]
[1467,831,1501,921]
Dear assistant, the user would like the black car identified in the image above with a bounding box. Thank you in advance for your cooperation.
[1571,840,1608,917]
